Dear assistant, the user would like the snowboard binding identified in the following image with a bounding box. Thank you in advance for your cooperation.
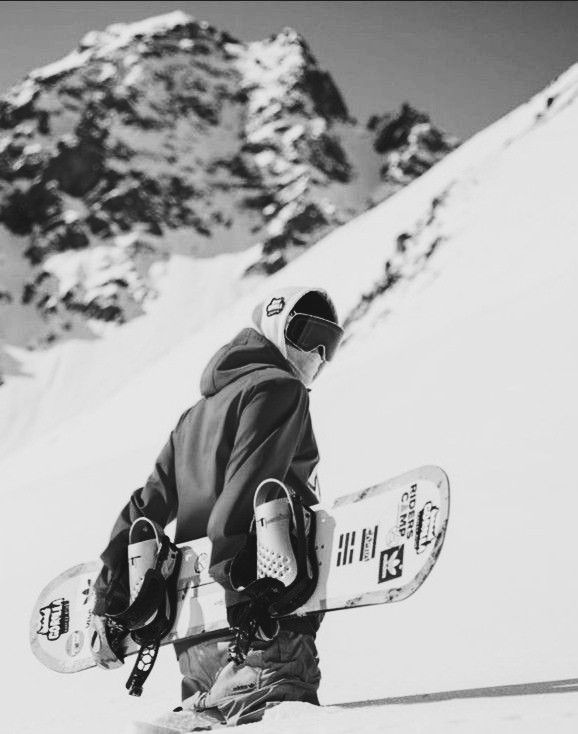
[227,479,318,664]
[106,517,181,696]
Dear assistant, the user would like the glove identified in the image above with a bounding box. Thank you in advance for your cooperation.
[89,614,126,670]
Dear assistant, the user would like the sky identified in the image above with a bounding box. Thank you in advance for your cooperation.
[0,1,577,140]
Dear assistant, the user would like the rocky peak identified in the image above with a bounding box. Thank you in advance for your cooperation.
[369,103,430,153]
[0,11,457,382]
[368,102,458,197]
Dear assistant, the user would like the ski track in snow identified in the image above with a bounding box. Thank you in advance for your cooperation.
[2,65,578,733]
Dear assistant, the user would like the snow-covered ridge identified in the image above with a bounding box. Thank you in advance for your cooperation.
[78,11,196,55]
[4,12,200,106]
[0,11,456,383]
[25,12,205,85]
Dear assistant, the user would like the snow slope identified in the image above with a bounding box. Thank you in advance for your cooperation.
[2,64,578,732]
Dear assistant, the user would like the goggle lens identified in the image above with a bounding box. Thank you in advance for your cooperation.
[285,313,343,361]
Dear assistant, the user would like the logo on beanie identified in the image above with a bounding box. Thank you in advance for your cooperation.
[266,297,285,317]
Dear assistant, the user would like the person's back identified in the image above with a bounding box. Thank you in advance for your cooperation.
[91,285,343,728]
[173,326,320,551]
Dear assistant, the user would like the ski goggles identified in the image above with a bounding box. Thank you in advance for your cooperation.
[285,312,344,362]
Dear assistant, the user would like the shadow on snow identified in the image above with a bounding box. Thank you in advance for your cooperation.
[339,678,578,708]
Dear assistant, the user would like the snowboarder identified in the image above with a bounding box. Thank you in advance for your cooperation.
[90,285,344,728]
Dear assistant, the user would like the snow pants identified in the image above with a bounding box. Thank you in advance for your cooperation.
[173,629,321,726]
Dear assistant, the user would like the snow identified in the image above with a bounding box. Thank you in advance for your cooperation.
[122,64,144,87]
[234,33,308,124]
[3,78,37,108]
[2,64,578,733]
[78,11,193,59]
[5,11,194,101]
[30,49,93,83]
[253,696,578,734]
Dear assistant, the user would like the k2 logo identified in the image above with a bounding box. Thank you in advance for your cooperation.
[266,297,285,316]
[378,544,404,583]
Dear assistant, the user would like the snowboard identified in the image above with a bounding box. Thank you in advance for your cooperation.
[30,465,449,674]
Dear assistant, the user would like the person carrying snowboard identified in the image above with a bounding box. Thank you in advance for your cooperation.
[90,285,344,728]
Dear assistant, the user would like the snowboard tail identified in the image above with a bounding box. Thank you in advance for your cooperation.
[31,465,449,674]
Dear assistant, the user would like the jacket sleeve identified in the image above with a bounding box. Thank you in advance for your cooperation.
[207,377,310,598]
[93,431,179,615]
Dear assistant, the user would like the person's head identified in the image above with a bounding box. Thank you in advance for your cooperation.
[252,286,343,386]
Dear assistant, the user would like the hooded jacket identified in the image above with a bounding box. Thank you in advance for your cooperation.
[95,292,325,622]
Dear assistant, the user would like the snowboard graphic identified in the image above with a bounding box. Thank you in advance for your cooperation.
[30,465,449,674]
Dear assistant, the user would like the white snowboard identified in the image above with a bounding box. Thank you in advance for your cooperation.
[30,465,449,674]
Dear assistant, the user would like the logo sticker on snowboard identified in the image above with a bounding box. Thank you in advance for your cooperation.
[415,502,439,554]
[378,545,404,583]
[337,531,357,566]
[337,526,378,566]
[37,598,70,641]
[397,484,417,540]
[359,526,378,562]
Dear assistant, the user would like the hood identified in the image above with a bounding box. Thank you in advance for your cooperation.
[251,285,339,360]
[200,327,293,397]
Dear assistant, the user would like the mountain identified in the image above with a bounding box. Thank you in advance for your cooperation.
[1,55,577,734]
[0,10,456,375]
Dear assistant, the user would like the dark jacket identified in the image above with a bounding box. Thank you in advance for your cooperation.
[95,328,320,630]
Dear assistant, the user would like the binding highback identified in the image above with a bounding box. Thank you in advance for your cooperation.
[227,479,319,665]
[106,518,181,696]
[253,479,318,618]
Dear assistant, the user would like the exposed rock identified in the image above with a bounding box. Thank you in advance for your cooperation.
[0,11,457,376]
[0,181,62,236]
[304,133,351,182]
[298,69,349,121]
[370,103,430,153]
[368,103,458,200]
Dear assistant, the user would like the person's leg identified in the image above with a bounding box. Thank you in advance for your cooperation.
[174,635,232,702]
[197,630,321,726]
[143,636,232,731]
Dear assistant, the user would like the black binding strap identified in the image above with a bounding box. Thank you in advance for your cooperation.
[227,577,284,666]
[107,567,166,630]
[125,642,160,697]
[269,494,318,617]
[227,481,319,665]
[106,523,181,696]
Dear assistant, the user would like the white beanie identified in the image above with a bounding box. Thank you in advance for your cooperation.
[252,285,338,360]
